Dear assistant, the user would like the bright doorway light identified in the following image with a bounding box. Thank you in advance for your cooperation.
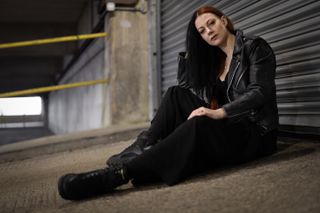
[0,96,42,116]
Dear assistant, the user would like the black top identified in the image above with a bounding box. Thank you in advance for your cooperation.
[216,78,228,107]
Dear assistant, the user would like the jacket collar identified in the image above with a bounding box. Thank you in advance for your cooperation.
[233,30,244,57]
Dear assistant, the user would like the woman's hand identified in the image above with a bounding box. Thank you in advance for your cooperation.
[187,107,227,120]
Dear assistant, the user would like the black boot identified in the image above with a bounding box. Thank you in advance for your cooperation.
[58,166,129,200]
[106,130,154,168]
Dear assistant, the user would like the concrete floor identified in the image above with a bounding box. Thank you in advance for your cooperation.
[0,126,319,213]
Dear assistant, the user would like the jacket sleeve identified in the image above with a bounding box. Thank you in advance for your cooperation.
[177,52,190,89]
[223,38,276,121]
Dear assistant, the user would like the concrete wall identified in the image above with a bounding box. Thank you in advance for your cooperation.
[48,0,105,134]
[48,0,149,134]
[48,38,105,134]
[104,7,149,125]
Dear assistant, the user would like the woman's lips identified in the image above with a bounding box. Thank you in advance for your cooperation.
[211,35,217,41]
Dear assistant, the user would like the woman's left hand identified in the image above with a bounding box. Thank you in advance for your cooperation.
[187,107,227,120]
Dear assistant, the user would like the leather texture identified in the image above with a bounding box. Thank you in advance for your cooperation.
[177,30,279,135]
[106,130,153,167]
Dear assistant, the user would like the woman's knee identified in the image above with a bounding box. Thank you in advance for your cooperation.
[188,116,211,126]
[161,86,192,104]
[188,116,224,128]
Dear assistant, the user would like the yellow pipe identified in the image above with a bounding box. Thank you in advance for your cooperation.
[0,79,108,98]
[0,32,107,49]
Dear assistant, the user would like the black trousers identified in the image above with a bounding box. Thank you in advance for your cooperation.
[126,86,275,186]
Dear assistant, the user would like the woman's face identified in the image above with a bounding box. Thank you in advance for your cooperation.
[195,13,229,47]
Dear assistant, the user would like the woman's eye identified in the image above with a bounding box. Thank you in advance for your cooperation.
[198,29,204,34]
[208,20,215,25]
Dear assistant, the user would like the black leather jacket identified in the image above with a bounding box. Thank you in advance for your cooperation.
[178,30,278,136]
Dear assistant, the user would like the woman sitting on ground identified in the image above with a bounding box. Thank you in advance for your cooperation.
[58,5,278,200]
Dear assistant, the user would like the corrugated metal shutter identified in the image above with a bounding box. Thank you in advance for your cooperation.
[159,0,320,135]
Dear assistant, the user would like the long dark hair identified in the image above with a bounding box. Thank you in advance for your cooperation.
[185,6,235,99]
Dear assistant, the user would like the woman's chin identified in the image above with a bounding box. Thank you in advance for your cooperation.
[208,40,219,47]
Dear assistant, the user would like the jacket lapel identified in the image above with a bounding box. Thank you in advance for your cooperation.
[227,30,244,86]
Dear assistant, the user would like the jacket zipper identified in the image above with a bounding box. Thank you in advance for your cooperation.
[235,69,246,88]
[226,61,240,103]
[226,60,251,120]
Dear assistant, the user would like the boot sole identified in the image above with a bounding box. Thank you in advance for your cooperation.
[58,174,78,200]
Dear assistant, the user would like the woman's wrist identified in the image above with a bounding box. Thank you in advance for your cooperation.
[217,108,227,119]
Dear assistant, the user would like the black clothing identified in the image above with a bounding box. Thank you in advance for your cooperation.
[126,86,277,186]
[178,30,279,135]
[58,166,129,200]
[216,78,228,106]
[59,29,279,200]
[223,31,278,136]
[106,130,153,168]
[118,30,278,187]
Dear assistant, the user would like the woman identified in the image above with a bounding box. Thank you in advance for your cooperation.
[58,5,278,200]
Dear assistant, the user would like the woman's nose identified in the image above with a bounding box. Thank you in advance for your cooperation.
[206,27,213,36]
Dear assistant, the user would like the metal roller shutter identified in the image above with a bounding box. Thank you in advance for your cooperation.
[159,0,320,135]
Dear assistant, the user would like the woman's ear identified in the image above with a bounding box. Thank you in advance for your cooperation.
[221,15,228,27]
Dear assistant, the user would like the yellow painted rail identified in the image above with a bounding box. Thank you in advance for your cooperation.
[0,32,107,49]
[0,79,108,98]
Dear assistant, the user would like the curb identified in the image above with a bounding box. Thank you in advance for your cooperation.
[0,122,149,163]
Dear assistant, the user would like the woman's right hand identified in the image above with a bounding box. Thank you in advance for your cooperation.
[188,107,227,120]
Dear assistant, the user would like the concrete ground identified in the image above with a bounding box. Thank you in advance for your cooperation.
[0,124,319,213]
